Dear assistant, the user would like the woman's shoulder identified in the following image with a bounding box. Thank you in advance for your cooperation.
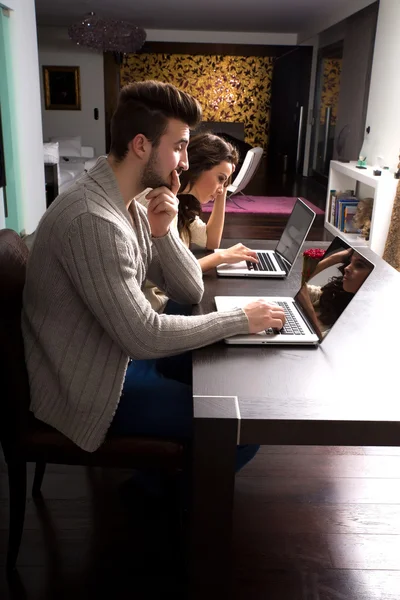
[189,215,206,230]
[188,216,207,247]
[306,284,323,305]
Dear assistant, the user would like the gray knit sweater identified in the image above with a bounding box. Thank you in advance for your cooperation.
[22,158,249,452]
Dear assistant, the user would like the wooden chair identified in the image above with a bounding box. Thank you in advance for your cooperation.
[0,228,184,576]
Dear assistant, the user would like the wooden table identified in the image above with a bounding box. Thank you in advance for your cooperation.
[190,239,400,597]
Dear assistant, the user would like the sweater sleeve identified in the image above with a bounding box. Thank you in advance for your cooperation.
[62,214,249,359]
[146,228,204,305]
[135,193,203,304]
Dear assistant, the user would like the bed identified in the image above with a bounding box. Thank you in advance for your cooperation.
[57,156,93,194]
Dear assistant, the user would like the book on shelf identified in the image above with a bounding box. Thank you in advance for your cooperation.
[335,196,358,229]
[329,190,355,227]
[328,190,336,224]
[343,205,359,233]
[336,198,359,230]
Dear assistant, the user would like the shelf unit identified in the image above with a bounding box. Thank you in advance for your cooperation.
[325,160,398,256]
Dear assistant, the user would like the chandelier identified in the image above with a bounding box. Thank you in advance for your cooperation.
[68,12,146,54]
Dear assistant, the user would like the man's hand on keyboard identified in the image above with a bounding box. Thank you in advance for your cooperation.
[243,299,286,334]
[219,244,258,265]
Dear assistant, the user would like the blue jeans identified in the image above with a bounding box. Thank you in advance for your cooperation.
[110,300,259,472]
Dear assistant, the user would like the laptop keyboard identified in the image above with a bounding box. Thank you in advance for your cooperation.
[247,252,277,272]
[268,301,305,336]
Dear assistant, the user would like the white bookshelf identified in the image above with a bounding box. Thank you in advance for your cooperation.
[325,160,398,256]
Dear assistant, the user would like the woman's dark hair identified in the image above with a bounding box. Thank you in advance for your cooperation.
[110,80,202,162]
[177,132,239,243]
[318,251,354,327]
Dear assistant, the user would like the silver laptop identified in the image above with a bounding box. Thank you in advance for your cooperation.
[216,198,316,278]
[215,237,374,346]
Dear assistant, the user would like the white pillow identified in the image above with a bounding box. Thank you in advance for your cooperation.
[50,136,82,157]
[84,158,97,171]
[43,141,59,164]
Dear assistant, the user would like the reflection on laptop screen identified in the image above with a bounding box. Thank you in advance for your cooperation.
[295,238,374,342]
[275,200,315,266]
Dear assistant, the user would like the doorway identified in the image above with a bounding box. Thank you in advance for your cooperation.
[310,42,343,183]
[267,45,313,178]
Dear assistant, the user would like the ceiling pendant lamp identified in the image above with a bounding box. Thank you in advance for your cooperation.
[68,12,146,54]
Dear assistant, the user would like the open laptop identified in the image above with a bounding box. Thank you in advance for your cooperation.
[214,237,374,346]
[216,198,316,278]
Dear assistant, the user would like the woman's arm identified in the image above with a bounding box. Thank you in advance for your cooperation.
[309,248,352,280]
[198,243,258,273]
[204,189,227,249]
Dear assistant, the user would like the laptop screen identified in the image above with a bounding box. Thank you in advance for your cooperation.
[275,199,316,267]
[294,237,374,342]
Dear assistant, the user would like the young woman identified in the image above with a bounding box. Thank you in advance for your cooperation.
[177,132,258,272]
[298,248,373,337]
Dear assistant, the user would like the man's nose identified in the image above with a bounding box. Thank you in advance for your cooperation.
[179,149,189,171]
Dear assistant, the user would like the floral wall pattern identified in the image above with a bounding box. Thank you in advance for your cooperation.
[120,53,274,148]
[320,58,342,125]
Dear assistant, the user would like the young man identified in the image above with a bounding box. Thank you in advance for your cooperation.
[22,81,285,470]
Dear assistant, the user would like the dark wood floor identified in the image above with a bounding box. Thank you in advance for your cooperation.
[2,445,400,599]
[2,169,392,599]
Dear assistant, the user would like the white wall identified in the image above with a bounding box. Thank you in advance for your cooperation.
[0,0,16,9]
[37,27,106,156]
[298,0,376,43]
[9,0,46,234]
[146,29,298,45]
[318,20,346,49]
[364,0,400,171]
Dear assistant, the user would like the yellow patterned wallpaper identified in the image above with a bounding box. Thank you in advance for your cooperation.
[120,53,274,148]
[320,58,342,125]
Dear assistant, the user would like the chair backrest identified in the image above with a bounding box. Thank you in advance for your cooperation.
[0,229,31,460]
[227,147,263,195]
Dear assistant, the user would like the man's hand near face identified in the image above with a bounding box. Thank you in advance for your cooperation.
[146,170,180,238]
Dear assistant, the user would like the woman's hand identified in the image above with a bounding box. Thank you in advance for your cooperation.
[214,187,228,203]
[198,242,258,272]
[205,187,228,249]
[331,247,352,264]
[218,243,258,265]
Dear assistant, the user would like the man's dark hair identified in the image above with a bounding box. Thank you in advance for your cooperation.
[110,80,202,161]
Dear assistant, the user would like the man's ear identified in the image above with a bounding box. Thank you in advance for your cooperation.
[129,134,152,160]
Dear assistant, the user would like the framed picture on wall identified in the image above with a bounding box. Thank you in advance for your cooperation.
[43,66,81,110]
